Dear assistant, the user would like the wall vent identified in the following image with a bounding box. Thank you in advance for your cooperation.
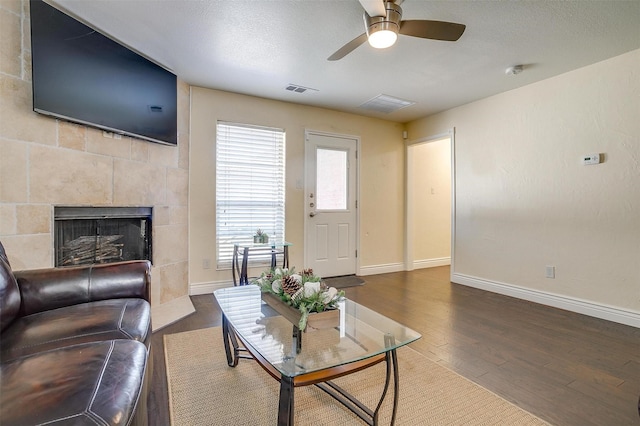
[285,84,318,94]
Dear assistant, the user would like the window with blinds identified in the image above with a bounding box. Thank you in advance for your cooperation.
[216,122,285,269]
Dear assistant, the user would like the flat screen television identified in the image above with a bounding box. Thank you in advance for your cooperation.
[30,0,177,146]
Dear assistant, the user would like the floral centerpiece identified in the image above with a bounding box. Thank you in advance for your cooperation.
[252,267,344,331]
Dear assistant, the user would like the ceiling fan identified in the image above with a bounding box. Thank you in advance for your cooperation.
[328,0,466,61]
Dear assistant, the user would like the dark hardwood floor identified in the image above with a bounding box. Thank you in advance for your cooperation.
[148,266,640,425]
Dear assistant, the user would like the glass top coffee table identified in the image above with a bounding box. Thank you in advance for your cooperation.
[214,285,421,425]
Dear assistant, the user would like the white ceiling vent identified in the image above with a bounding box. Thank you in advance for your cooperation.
[285,84,318,94]
[358,94,415,114]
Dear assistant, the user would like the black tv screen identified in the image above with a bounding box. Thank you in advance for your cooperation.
[30,0,177,146]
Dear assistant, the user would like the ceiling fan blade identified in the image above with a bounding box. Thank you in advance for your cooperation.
[399,20,466,41]
[327,32,368,61]
[358,0,386,18]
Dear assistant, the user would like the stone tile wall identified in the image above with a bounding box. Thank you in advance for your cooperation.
[0,1,190,310]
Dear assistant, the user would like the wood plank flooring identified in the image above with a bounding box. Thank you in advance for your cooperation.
[147,266,640,425]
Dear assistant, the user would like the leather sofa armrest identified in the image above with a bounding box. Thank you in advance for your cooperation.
[13,260,151,316]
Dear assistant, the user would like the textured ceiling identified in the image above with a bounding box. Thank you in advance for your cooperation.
[49,0,640,123]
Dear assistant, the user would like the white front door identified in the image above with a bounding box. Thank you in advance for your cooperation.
[304,131,358,278]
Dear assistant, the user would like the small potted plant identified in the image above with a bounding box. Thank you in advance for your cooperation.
[253,229,263,243]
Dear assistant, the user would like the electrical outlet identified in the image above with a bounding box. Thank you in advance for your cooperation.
[545,265,555,279]
[202,259,211,269]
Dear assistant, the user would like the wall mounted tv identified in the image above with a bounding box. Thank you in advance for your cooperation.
[30,0,177,146]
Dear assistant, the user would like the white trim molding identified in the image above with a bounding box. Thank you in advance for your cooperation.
[190,280,233,296]
[413,257,451,269]
[452,273,640,329]
[359,262,404,276]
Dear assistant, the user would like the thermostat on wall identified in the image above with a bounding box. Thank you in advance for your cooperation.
[582,153,601,165]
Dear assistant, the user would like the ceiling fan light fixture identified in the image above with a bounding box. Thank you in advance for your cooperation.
[368,28,398,49]
[364,1,402,49]
[328,0,465,61]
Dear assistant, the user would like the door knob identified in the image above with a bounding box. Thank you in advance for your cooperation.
[309,212,316,217]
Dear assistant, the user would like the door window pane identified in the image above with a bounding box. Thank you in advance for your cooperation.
[316,148,347,210]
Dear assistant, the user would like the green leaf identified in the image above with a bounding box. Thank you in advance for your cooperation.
[298,304,309,330]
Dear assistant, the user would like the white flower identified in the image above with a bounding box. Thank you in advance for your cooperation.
[303,281,321,297]
[322,287,338,304]
[290,274,302,284]
[272,279,282,293]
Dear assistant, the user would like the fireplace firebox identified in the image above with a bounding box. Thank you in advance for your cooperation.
[54,207,152,267]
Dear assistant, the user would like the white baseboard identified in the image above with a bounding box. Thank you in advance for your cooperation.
[358,262,404,276]
[189,280,233,296]
[151,295,196,332]
[413,257,451,269]
[359,258,450,276]
[452,273,640,329]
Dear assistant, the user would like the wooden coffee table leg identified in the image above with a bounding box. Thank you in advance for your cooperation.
[278,376,294,426]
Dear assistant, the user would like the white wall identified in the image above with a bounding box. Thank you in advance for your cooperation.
[407,49,640,325]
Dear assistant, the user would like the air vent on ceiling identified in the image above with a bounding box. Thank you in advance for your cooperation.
[285,84,318,94]
[358,94,415,114]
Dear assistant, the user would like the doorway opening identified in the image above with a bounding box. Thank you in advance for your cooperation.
[405,130,454,272]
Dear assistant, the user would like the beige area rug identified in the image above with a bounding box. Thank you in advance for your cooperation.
[164,327,550,425]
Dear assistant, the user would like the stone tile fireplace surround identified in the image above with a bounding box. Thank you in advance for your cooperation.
[0,1,193,330]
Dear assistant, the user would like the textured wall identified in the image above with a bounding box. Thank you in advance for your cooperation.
[189,87,405,287]
[0,1,190,310]
[407,49,640,313]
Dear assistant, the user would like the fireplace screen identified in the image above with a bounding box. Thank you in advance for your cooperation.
[54,207,152,267]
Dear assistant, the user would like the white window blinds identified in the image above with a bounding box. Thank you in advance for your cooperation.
[216,122,285,269]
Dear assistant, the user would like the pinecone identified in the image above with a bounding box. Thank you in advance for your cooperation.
[302,268,314,277]
[281,275,301,296]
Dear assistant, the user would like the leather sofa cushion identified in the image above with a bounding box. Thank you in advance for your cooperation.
[1,340,147,426]
[0,243,20,332]
[15,260,150,316]
[0,298,150,362]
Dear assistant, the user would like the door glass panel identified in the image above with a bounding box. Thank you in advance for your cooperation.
[316,148,347,210]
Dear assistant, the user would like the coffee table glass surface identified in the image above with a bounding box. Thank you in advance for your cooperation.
[214,285,421,377]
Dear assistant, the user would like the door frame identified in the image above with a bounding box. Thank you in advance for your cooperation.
[404,128,456,277]
[303,129,361,275]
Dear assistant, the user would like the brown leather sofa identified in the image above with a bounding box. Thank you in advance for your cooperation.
[0,241,152,425]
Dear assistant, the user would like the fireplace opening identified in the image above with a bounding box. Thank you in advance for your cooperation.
[54,207,152,267]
